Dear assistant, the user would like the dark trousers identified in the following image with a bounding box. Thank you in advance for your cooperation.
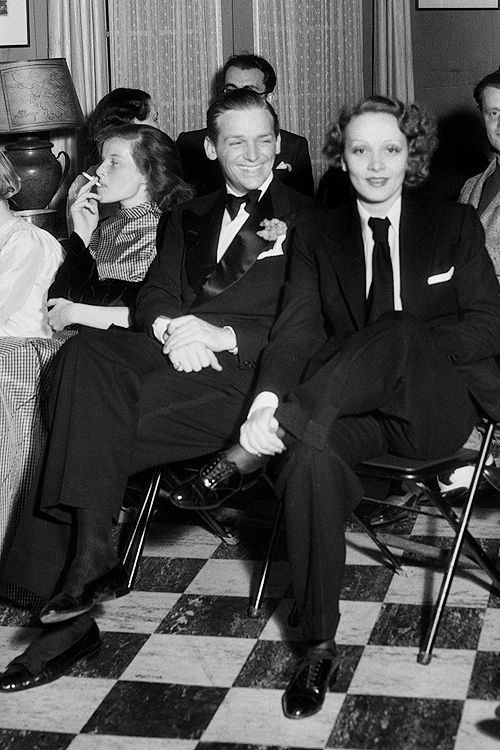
[274,315,478,642]
[0,327,255,602]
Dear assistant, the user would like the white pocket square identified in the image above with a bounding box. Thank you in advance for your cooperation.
[257,235,285,260]
[427,267,454,285]
[276,161,292,171]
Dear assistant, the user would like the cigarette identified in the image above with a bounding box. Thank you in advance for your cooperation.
[83,172,101,186]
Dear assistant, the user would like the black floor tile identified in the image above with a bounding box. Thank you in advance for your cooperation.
[67,631,150,679]
[369,604,484,649]
[467,650,500,699]
[340,565,394,600]
[157,593,277,637]
[0,729,74,749]
[134,556,207,592]
[82,680,228,739]
[327,694,463,750]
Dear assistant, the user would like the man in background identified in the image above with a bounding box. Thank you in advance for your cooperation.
[177,53,314,197]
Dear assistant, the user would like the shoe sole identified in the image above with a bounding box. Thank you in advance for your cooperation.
[39,586,130,625]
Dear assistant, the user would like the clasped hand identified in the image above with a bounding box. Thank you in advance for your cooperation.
[163,315,236,372]
[240,407,286,456]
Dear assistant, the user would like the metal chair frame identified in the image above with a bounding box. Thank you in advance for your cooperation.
[248,419,500,665]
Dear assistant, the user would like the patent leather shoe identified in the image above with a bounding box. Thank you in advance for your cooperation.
[282,644,340,719]
[167,451,265,511]
[0,622,101,692]
[39,563,129,624]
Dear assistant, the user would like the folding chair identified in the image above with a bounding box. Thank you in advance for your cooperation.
[120,461,281,593]
[249,419,500,665]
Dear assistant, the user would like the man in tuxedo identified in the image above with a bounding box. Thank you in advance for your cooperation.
[177,53,314,197]
[460,66,500,281]
[0,89,317,692]
[170,96,500,719]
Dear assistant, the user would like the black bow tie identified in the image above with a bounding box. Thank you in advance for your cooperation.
[225,190,261,220]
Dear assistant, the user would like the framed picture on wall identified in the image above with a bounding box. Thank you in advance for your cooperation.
[416,1,499,7]
[0,0,29,47]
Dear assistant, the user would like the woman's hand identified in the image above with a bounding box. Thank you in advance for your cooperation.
[168,342,222,373]
[47,298,78,330]
[240,407,286,456]
[70,181,102,246]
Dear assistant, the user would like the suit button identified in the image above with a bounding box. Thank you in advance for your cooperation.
[244,360,256,369]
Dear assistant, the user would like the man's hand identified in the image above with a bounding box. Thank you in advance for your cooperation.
[47,298,77,330]
[168,341,222,372]
[163,315,236,354]
[240,406,286,456]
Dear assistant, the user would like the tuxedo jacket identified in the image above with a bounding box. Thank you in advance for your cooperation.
[257,192,500,419]
[176,127,314,198]
[460,158,500,279]
[135,178,315,388]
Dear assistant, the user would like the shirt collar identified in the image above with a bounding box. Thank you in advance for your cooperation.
[357,195,402,234]
[225,171,273,200]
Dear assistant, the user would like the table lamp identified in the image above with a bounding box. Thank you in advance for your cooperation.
[0,58,83,210]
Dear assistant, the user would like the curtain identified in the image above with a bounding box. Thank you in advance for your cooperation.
[47,0,109,205]
[373,0,414,102]
[108,0,223,140]
[252,0,364,186]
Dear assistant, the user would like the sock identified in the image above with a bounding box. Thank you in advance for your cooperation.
[10,614,95,675]
[224,444,268,475]
[63,508,118,595]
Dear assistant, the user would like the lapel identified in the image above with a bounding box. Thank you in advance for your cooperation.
[184,191,226,293]
[399,192,436,316]
[467,158,496,208]
[193,178,289,307]
[324,201,367,329]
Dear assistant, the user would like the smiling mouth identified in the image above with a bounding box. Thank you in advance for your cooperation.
[366,178,388,186]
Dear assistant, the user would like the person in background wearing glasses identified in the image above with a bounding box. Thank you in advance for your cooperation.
[177,53,314,197]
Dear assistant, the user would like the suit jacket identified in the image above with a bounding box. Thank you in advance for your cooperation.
[256,193,500,419]
[135,178,315,389]
[460,157,500,279]
[176,127,315,198]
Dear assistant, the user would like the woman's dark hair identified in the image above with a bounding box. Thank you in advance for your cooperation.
[97,124,193,210]
[87,88,153,141]
[324,95,438,188]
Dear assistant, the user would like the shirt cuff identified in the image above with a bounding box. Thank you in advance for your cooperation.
[223,325,238,354]
[248,391,279,416]
[152,315,171,343]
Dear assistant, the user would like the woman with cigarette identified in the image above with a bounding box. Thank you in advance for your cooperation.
[49,123,191,330]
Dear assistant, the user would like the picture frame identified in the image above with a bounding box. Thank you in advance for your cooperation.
[0,0,29,48]
[416,0,499,8]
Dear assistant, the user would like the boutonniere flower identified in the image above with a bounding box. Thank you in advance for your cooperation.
[257,218,287,242]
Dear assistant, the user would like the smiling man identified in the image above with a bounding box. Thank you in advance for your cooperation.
[0,89,318,692]
[177,53,314,197]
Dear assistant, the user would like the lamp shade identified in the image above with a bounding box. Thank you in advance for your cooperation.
[0,58,83,210]
[0,58,83,133]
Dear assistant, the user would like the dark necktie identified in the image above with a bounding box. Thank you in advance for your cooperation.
[225,189,260,220]
[367,216,393,323]
[477,164,500,216]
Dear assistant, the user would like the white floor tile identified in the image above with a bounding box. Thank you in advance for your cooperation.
[348,645,476,700]
[0,625,42,669]
[384,565,492,607]
[121,633,256,687]
[95,591,181,633]
[346,531,403,566]
[186,558,290,597]
[336,600,384,645]
[0,677,114,733]
[203,687,345,747]
[478,608,500,651]
[259,598,301,641]
[143,522,221,558]
[68,736,198,750]
[455,699,500,750]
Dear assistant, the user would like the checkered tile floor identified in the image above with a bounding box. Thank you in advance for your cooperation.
[0,482,499,750]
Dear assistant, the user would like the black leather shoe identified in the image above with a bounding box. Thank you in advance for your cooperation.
[282,645,340,719]
[167,454,244,510]
[0,622,101,692]
[39,563,129,624]
[359,483,423,527]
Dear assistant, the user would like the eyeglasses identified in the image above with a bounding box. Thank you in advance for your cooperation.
[221,84,268,97]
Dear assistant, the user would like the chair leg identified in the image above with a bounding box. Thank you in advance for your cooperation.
[121,467,162,589]
[248,496,284,617]
[195,509,240,545]
[418,420,496,664]
[353,511,404,573]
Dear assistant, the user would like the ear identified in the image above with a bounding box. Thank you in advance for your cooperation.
[340,156,347,172]
[265,91,276,106]
[204,135,217,162]
[275,131,281,156]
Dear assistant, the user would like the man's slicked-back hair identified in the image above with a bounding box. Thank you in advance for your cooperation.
[221,53,277,94]
[473,67,500,109]
[206,89,280,144]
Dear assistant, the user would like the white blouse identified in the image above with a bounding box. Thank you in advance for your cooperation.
[0,218,64,338]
